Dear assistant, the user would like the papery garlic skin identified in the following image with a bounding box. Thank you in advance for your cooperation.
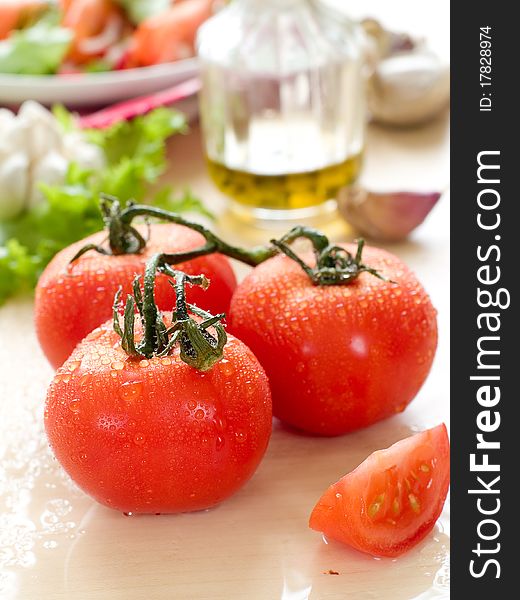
[338,186,441,242]
[0,101,105,220]
[29,151,70,209]
[367,50,450,127]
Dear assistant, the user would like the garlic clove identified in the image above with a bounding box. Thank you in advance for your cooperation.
[17,100,57,128]
[0,115,30,158]
[28,151,69,209]
[18,100,64,161]
[0,153,30,221]
[367,49,450,127]
[338,186,441,242]
[0,108,15,127]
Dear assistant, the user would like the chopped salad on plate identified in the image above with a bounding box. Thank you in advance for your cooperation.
[0,0,215,75]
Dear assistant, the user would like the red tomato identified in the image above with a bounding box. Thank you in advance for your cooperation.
[61,0,123,65]
[44,315,272,514]
[309,424,450,557]
[127,0,213,67]
[35,223,237,369]
[229,244,437,436]
[0,0,48,40]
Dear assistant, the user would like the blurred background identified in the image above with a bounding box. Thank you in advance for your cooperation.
[1,0,450,302]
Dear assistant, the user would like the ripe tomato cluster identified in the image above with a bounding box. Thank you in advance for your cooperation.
[36,223,236,369]
[39,199,448,557]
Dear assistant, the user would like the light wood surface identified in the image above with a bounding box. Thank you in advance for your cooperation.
[0,2,450,598]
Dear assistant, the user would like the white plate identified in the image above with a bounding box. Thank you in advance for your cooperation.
[0,59,199,107]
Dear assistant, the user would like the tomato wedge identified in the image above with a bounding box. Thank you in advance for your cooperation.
[309,424,450,557]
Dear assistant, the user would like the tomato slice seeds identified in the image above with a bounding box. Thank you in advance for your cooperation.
[309,424,450,557]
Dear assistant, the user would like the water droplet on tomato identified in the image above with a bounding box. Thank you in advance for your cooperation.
[195,409,204,420]
[119,381,143,402]
[220,360,235,376]
[216,435,225,451]
[133,433,145,446]
[78,373,91,388]
[235,429,247,444]
[68,360,81,372]
[139,359,149,368]
[187,400,196,410]
[88,328,104,341]
[123,512,133,517]
[111,361,124,371]
[68,399,80,413]
[213,416,227,431]
[160,357,172,366]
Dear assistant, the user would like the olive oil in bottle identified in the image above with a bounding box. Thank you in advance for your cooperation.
[207,154,363,211]
[197,0,366,219]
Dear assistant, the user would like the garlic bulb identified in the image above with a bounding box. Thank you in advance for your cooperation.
[367,49,450,127]
[0,101,105,220]
[361,18,450,127]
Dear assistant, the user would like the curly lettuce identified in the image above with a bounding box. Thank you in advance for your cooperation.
[0,107,211,305]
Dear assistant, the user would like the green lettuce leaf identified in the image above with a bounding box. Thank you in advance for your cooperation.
[0,240,41,304]
[0,20,72,75]
[86,107,187,168]
[0,107,210,306]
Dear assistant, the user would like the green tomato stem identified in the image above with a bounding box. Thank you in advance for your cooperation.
[113,254,226,371]
[72,195,387,287]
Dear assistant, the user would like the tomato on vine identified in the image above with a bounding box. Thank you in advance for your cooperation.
[229,232,438,436]
[44,257,272,514]
[35,197,237,368]
[149,225,438,436]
